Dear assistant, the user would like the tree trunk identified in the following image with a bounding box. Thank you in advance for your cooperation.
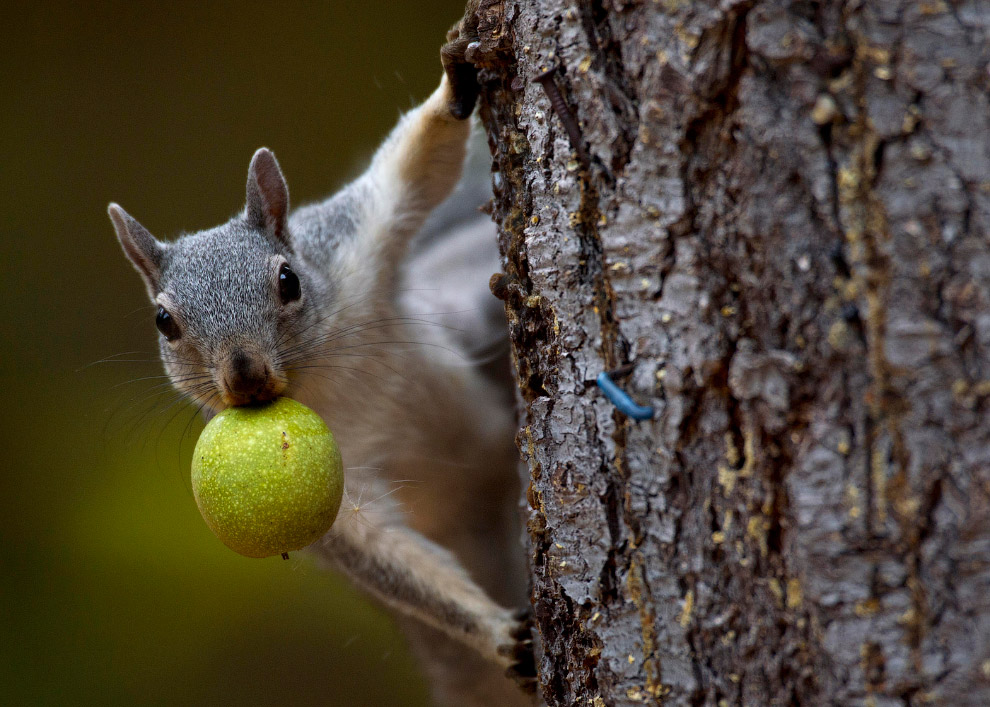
[472,0,990,704]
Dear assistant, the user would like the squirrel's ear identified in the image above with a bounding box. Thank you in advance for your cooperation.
[108,203,165,296]
[245,148,290,247]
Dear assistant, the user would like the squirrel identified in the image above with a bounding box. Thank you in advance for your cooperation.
[108,9,537,707]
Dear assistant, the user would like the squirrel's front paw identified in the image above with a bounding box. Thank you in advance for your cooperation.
[440,0,482,119]
[499,607,538,695]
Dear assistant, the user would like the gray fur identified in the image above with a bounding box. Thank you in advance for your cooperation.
[111,81,530,705]
[290,179,369,271]
[158,221,321,351]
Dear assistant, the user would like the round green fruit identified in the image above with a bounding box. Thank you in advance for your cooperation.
[191,397,343,559]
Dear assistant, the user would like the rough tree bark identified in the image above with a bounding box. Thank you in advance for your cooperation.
[470,1,990,704]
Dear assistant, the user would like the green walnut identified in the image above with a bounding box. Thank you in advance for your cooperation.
[191,397,343,559]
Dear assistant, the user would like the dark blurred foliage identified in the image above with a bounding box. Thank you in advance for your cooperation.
[0,1,465,704]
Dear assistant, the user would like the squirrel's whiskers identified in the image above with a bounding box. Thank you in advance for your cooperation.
[108,9,535,702]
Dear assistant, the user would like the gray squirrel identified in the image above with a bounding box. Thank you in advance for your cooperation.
[108,13,536,707]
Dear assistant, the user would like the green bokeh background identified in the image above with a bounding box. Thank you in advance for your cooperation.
[1,1,464,704]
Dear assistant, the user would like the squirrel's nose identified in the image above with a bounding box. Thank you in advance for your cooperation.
[225,349,271,399]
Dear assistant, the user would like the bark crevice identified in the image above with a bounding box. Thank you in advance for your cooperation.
[476,0,990,703]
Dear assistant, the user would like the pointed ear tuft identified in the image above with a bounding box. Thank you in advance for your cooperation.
[245,148,290,246]
[108,203,165,297]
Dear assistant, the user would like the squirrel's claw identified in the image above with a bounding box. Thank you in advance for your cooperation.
[441,0,482,119]
[500,607,538,694]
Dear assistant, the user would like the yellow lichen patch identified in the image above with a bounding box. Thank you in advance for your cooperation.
[857,45,891,65]
[829,320,852,350]
[786,578,804,609]
[893,493,921,518]
[952,379,970,401]
[903,106,922,134]
[625,558,662,697]
[767,578,784,606]
[674,24,700,50]
[811,94,840,125]
[855,598,881,617]
[724,432,741,468]
[678,588,694,628]
[919,0,948,13]
[626,687,647,702]
[841,278,860,300]
[828,70,854,93]
[897,606,918,627]
[747,515,770,556]
[740,429,756,478]
[845,483,863,520]
[648,682,668,700]
[718,465,736,495]
[838,165,861,194]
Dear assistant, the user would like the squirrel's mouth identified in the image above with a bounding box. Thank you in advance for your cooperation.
[217,350,287,407]
[221,378,286,407]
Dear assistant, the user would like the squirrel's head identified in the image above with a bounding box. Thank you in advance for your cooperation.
[110,148,322,410]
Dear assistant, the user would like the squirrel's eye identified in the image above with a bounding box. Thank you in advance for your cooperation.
[155,306,180,341]
[278,263,301,304]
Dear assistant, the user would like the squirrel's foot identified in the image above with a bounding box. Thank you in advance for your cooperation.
[499,607,538,695]
[440,0,482,119]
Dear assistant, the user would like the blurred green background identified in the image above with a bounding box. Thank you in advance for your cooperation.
[1,1,465,704]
